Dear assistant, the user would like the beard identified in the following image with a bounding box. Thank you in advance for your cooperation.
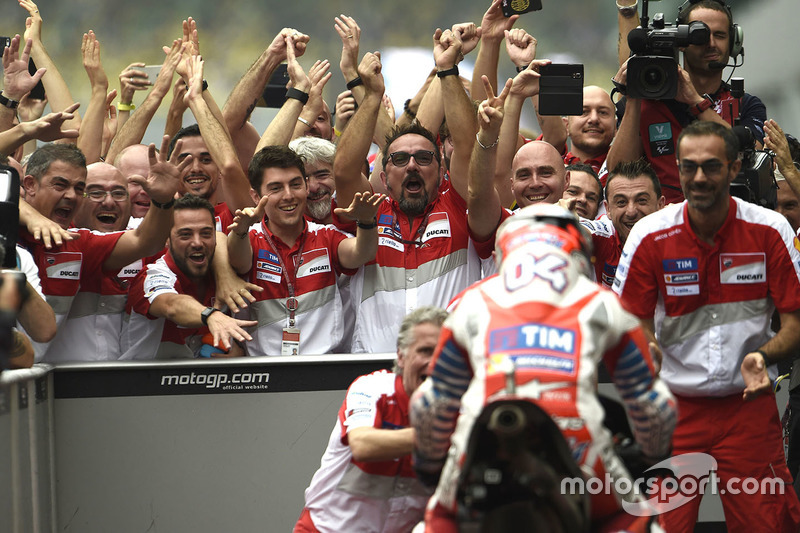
[393,172,431,217]
[306,195,332,221]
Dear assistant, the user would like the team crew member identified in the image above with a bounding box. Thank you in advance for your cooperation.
[334,36,496,352]
[608,0,767,203]
[227,146,383,356]
[411,205,675,532]
[122,195,256,359]
[19,139,191,363]
[294,307,448,533]
[613,121,800,530]
[580,159,665,288]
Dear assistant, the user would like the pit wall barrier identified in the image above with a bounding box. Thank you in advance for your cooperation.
[2,355,780,532]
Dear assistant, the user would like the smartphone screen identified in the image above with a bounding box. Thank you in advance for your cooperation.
[501,0,543,17]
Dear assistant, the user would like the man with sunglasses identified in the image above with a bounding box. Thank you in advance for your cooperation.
[333,31,496,353]
[614,121,800,530]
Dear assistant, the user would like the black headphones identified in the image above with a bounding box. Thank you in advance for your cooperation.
[677,0,744,60]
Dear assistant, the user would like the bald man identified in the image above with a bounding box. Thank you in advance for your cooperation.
[510,140,570,208]
[115,144,152,224]
[563,86,617,175]
[74,162,132,232]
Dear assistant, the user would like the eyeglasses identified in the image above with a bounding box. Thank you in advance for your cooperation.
[84,189,129,202]
[387,150,436,167]
[678,159,726,177]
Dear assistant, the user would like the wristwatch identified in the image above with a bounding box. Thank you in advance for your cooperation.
[689,94,714,118]
[200,307,220,326]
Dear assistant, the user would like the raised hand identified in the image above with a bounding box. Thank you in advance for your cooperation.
[764,119,795,173]
[479,0,519,43]
[2,35,45,100]
[229,195,269,236]
[119,62,151,104]
[285,34,311,93]
[509,58,550,98]
[334,90,357,131]
[20,102,80,141]
[452,22,481,57]
[81,31,108,90]
[477,75,511,139]
[130,135,191,204]
[433,28,463,70]
[334,15,361,76]
[267,28,309,63]
[333,192,385,223]
[505,28,537,69]
[19,0,43,44]
[357,52,384,97]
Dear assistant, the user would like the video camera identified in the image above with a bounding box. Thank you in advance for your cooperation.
[626,0,710,99]
[727,79,776,209]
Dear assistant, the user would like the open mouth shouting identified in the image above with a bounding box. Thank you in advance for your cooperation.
[95,211,121,230]
[403,173,425,195]
[52,205,74,228]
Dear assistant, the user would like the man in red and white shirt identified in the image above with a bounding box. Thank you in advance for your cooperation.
[227,145,383,356]
[122,194,255,359]
[334,34,496,353]
[614,121,800,530]
[294,307,447,533]
[580,159,665,289]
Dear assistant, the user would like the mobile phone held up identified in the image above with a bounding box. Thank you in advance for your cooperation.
[502,0,543,17]
[538,63,584,116]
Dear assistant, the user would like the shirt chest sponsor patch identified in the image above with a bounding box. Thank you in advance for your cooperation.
[296,248,332,278]
[255,270,281,284]
[118,259,143,278]
[44,252,83,280]
[666,284,700,296]
[664,272,699,284]
[378,236,404,252]
[720,253,766,284]
[421,212,451,242]
[662,257,698,272]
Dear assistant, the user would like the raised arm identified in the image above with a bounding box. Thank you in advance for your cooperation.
[605,60,643,171]
[495,60,549,207]
[105,40,184,164]
[332,52,383,208]
[226,195,267,275]
[470,0,518,102]
[115,62,152,133]
[0,35,45,134]
[469,76,510,241]
[765,119,800,198]
[0,103,79,157]
[19,0,80,131]
[77,31,111,164]
[256,35,313,150]
[103,136,191,271]
[434,27,477,200]
[292,61,333,141]
[181,54,253,214]
[222,28,309,171]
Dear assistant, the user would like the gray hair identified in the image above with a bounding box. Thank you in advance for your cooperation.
[393,306,449,374]
[289,136,336,170]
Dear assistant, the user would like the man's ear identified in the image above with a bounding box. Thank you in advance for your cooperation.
[22,175,38,198]
[657,196,666,209]
[380,170,389,192]
[249,188,260,206]
[396,349,405,371]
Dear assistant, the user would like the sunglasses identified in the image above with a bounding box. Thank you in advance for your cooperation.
[387,150,436,167]
[678,159,727,177]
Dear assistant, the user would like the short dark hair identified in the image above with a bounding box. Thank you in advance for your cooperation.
[677,120,740,162]
[382,122,441,170]
[248,145,306,192]
[26,144,86,181]
[173,193,215,224]
[168,124,202,158]
[605,159,662,198]
[566,163,603,200]
[678,0,733,28]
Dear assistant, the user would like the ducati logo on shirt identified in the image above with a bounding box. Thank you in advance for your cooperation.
[296,248,331,278]
[44,252,83,279]
[720,253,766,284]
[118,259,143,278]
[421,212,451,243]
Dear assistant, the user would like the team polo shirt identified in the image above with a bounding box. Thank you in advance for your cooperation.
[613,197,800,397]
[337,183,493,353]
[214,202,234,234]
[299,370,429,533]
[21,229,123,363]
[121,251,216,359]
[580,216,623,289]
[244,220,355,356]
[631,88,766,204]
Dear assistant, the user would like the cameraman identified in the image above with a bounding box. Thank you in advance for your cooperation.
[607,0,766,204]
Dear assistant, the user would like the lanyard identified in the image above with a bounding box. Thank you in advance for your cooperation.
[261,220,306,326]
[390,205,434,247]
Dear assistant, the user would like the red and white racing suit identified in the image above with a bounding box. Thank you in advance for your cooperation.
[410,251,676,531]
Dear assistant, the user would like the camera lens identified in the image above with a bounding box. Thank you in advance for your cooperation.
[640,65,666,92]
